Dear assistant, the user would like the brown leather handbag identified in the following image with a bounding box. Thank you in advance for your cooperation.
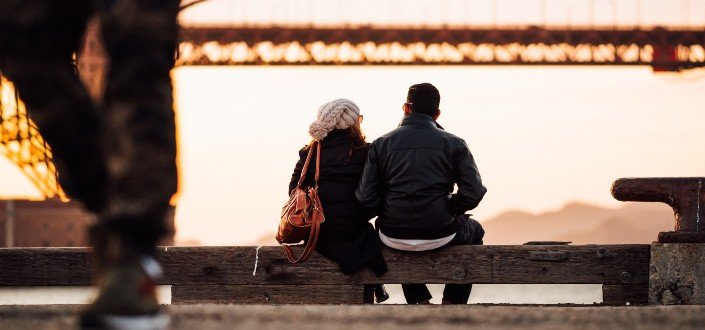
[276,141,325,263]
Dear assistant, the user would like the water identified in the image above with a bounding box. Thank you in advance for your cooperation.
[0,284,600,305]
[0,286,172,305]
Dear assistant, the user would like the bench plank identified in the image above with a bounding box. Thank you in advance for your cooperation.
[0,248,91,286]
[156,246,494,285]
[492,245,650,285]
[172,285,365,304]
[0,245,650,287]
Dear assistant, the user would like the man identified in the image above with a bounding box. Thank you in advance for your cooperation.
[0,1,179,328]
[356,83,487,304]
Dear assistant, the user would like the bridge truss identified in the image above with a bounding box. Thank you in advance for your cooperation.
[178,26,705,71]
[0,75,65,199]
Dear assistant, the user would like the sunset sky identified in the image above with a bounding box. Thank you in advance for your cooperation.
[180,0,705,28]
[1,1,704,245]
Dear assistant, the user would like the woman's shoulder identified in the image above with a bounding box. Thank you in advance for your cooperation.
[298,145,311,158]
[350,143,370,160]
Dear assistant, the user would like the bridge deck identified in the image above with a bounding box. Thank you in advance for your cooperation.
[175,26,705,69]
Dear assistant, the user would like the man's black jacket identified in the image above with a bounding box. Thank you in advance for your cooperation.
[356,113,487,240]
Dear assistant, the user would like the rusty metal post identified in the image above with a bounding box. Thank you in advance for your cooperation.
[612,177,705,304]
[612,177,705,243]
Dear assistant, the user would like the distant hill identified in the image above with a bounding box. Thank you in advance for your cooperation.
[249,232,279,246]
[482,202,673,244]
[246,201,675,246]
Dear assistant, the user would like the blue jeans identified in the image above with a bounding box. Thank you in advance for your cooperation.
[401,215,485,304]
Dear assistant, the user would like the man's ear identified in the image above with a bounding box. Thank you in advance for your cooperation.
[403,104,411,115]
[434,109,441,120]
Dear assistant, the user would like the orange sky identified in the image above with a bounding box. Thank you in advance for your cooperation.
[172,65,705,245]
[180,0,705,28]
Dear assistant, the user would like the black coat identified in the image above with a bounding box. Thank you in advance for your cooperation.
[356,113,487,240]
[289,129,387,276]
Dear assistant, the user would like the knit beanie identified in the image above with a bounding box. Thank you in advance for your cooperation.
[309,98,360,141]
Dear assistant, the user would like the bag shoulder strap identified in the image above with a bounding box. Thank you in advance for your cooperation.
[314,140,321,185]
[284,141,323,263]
[296,141,317,188]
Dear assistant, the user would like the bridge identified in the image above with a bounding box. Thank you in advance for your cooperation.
[177,26,705,70]
[174,0,705,70]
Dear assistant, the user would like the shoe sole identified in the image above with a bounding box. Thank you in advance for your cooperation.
[81,312,170,330]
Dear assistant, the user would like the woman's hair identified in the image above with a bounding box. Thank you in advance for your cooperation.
[347,125,367,147]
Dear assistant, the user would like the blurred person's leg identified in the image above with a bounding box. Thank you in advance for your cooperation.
[1,1,177,328]
[0,0,107,212]
[96,0,179,252]
[442,215,485,304]
[81,0,178,328]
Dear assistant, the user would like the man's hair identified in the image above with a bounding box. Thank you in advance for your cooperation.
[406,83,440,117]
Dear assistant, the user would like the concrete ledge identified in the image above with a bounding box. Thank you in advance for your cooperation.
[2,305,705,329]
[650,243,705,305]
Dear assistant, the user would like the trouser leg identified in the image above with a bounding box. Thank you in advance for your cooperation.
[96,0,180,252]
[442,215,485,304]
[442,283,472,304]
[0,0,107,213]
[401,284,432,304]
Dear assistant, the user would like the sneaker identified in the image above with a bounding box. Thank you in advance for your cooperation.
[80,255,170,330]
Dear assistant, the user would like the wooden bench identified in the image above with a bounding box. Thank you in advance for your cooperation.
[0,245,649,305]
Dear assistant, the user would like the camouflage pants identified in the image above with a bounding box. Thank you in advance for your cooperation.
[0,0,179,250]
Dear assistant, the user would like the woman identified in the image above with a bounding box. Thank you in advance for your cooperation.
[288,98,388,302]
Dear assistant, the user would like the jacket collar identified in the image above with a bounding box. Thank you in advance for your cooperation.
[399,113,444,130]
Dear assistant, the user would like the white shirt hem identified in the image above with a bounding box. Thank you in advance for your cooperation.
[379,231,456,252]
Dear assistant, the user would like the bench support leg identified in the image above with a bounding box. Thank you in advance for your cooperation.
[363,285,375,304]
[602,284,647,306]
